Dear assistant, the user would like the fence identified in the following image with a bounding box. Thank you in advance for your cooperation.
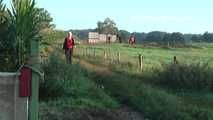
[73,46,182,72]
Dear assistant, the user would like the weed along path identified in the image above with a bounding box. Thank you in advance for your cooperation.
[76,58,145,120]
[41,43,213,120]
[40,49,145,120]
[42,44,213,120]
[79,59,113,76]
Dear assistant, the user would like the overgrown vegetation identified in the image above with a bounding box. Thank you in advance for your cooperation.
[0,0,53,71]
[83,58,213,120]
[39,53,119,109]
[154,62,213,91]
[72,44,213,120]
[1,0,213,119]
[0,0,16,71]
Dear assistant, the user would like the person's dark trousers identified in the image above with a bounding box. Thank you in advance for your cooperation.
[65,48,73,64]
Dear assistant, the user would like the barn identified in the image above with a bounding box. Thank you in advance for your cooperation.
[88,32,117,44]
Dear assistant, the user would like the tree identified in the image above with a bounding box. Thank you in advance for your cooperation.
[202,32,213,42]
[118,30,130,43]
[170,32,185,44]
[0,0,7,48]
[191,35,201,42]
[0,0,51,71]
[0,0,17,71]
[36,8,55,30]
[134,32,146,44]
[96,18,118,34]
[162,33,171,44]
[144,31,166,43]
[71,29,94,40]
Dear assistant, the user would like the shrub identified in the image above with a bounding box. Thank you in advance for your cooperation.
[155,62,213,91]
[183,106,213,120]
[39,53,119,109]
[91,73,191,120]
[90,69,213,120]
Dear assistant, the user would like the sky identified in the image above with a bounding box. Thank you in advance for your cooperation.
[3,0,213,34]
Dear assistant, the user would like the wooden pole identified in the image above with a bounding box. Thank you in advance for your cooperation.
[82,47,84,57]
[173,56,178,64]
[89,47,92,57]
[117,52,120,63]
[93,47,96,57]
[86,47,88,57]
[167,42,170,48]
[104,50,107,60]
[139,54,143,71]
[109,48,112,62]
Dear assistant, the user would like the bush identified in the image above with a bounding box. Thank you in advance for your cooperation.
[155,62,213,91]
[183,106,213,120]
[90,68,213,120]
[39,53,119,109]
[91,73,191,120]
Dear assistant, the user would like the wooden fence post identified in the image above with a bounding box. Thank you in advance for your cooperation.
[173,56,178,64]
[85,48,88,56]
[90,47,92,57]
[167,42,170,48]
[139,54,143,71]
[104,50,107,60]
[93,47,96,57]
[82,47,84,57]
[88,47,91,57]
[117,51,120,63]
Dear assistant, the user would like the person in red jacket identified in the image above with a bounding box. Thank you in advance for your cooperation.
[63,32,75,64]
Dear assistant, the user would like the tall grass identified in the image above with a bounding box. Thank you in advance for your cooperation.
[40,52,119,109]
[76,48,213,119]
[89,66,213,120]
[154,62,213,91]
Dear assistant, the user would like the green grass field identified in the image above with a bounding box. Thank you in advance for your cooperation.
[74,43,213,71]
[40,42,213,120]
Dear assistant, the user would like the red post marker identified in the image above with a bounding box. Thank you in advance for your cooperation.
[19,67,32,97]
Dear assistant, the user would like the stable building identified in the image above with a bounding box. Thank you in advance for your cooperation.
[88,32,117,44]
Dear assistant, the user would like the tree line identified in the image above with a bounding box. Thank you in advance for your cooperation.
[71,18,213,45]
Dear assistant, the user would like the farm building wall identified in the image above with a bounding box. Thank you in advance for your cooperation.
[88,32,117,43]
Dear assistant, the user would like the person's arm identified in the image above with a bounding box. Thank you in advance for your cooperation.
[63,38,66,50]
[72,38,75,46]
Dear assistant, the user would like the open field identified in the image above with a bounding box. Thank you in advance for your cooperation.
[39,42,213,120]
[73,43,213,70]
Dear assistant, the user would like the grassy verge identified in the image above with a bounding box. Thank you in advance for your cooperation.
[39,52,119,109]
[79,51,213,120]
[39,43,213,120]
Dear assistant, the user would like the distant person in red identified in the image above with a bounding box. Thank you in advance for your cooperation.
[129,35,136,45]
[63,32,75,64]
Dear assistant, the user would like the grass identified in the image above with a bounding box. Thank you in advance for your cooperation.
[79,59,213,120]
[39,41,213,120]
[75,43,213,69]
[70,43,213,120]
[39,52,119,109]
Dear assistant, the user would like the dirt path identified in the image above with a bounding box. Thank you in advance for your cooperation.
[75,58,145,120]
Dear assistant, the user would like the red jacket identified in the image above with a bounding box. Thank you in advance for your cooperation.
[63,37,75,50]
